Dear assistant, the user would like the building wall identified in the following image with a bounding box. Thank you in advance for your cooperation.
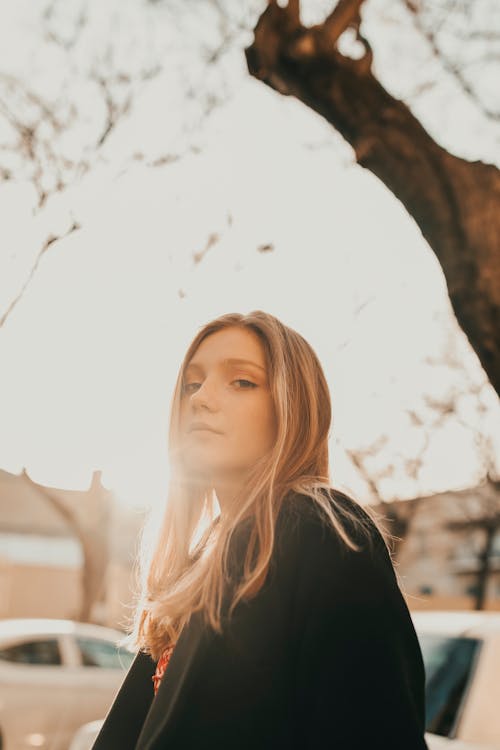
[374,482,500,611]
[106,561,139,632]
[0,557,81,619]
[3,468,499,623]
[0,553,138,627]
[0,469,113,623]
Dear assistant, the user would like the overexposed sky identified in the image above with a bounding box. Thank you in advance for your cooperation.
[0,0,498,508]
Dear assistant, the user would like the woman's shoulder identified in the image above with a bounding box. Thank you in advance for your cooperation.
[271,489,399,612]
[277,487,386,550]
[273,487,394,581]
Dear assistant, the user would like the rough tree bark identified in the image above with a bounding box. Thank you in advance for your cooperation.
[246,0,500,396]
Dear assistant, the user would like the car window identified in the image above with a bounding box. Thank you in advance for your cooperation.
[0,638,61,665]
[418,633,481,738]
[76,637,134,669]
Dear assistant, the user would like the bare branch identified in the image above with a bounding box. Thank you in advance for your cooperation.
[44,1,88,51]
[286,0,301,27]
[193,231,219,265]
[323,0,367,44]
[91,70,133,148]
[344,434,390,502]
[403,0,500,121]
[0,221,80,329]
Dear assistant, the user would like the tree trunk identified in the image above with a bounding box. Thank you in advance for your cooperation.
[21,471,109,622]
[474,524,496,611]
[246,1,500,396]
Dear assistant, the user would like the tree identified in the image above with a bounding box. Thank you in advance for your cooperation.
[345,436,421,558]
[344,317,500,560]
[21,469,110,623]
[439,363,500,610]
[446,480,500,611]
[246,0,500,397]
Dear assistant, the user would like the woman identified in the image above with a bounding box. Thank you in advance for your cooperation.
[92,311,428,749]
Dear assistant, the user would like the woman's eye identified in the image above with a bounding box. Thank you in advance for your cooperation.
[232,379,256,389]
[182,382,201,394]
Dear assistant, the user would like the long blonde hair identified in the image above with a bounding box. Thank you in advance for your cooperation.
[122,311,376,660]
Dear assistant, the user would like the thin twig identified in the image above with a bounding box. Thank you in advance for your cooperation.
[0,221,80,329]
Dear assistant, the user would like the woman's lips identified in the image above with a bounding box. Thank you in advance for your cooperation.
[189,422,223,434]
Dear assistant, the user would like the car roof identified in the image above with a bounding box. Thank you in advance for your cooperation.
[0,618,126,643]
[411,610,500,638]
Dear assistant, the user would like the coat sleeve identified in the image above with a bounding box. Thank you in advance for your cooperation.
[90,650,156,749]
[287,506,429,749]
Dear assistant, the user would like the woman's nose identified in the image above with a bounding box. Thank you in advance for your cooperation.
[190,380,219,411]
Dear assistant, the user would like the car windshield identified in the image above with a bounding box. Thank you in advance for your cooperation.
[417,633,481,738]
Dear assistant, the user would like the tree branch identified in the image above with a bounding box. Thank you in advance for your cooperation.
[246,0,500,397]
[0,221,80,329]
[403,0,500,122]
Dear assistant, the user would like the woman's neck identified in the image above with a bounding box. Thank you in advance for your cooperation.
[214,477,246,516]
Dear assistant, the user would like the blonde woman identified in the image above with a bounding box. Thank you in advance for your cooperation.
[92,311,428,749]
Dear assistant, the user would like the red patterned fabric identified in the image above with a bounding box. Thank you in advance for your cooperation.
[152,644,175,695]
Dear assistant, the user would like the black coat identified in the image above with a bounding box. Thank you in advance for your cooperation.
[92,491,428,749]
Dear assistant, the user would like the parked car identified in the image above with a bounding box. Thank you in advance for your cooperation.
[427,736,500,750]
[414,611,500,750]
[68,719,103,750]
[0,618,133,750]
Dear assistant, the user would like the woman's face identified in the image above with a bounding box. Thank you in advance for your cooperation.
[179,326,276,492]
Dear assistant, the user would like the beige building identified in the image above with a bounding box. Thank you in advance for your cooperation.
[2,468,499,627]
[372,481,500,611]
[0,469,145,629]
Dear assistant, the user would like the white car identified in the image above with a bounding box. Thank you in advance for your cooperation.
[427,737,500,750]
[68,719,103,750]
[0,618,134,750]
[414,611,500,750]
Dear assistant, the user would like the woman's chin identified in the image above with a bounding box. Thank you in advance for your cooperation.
[181,454,221,482]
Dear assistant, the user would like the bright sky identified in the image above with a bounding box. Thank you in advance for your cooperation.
[0,0,498,509]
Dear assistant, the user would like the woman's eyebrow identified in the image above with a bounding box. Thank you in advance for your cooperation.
[185,358,266,372]
[184,362,203,373]
[223,358,266,372]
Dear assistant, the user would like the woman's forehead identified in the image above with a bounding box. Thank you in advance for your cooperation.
[187,327,267,369]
